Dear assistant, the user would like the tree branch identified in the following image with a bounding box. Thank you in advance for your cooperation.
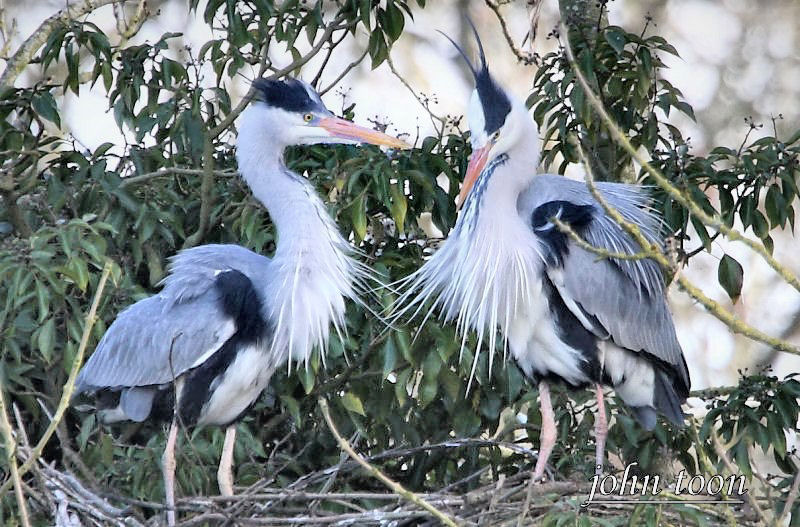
[207,16,350,141]
[0,0,122,87]
[182,136,215,249]
[119,167,236,188]
[484,0,536,65]
[561,23,800,295]
[0,383,32,526]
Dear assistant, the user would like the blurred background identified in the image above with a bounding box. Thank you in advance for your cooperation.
[4,0,799,391]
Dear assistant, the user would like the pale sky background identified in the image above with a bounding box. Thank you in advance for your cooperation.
[4,0,800,392]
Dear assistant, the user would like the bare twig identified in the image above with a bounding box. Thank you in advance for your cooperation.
[119,167,236,188]
[484,0,536,64]
[318,397,461,527]
[0,384,32,526]
[689,385,738,399]
[207,16,350,141]
[320,47,368,96]
[778,470,800,525]
[0,260,113,499]
[386,52,445,135]
[711,431,769,526]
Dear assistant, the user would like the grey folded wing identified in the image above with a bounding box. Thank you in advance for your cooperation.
[75,289,237,392]
[524,175,689,388]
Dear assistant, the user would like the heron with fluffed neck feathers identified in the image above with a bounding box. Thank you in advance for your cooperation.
[74,76,410,525]
[394,22,690,481]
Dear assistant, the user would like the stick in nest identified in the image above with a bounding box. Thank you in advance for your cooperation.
[318,397,461,527]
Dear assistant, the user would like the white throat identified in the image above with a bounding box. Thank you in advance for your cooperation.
[396,169,542,388]
[395,103,544,388]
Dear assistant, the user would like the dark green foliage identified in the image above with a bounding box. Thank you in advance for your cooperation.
[1,1,798,525]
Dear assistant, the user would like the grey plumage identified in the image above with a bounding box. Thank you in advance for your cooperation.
[75,245,269,396]
[71,76,411,523]
[519,175,688,389]
[411,23,690,480]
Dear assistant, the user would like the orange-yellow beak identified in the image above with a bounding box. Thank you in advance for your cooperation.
[318,117,412,150]
[457,143,492,210]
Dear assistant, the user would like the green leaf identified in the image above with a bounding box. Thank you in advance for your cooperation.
[35,279,50,323]
[341,392,366,416]
[281,395,302,425]
[604,29,626,55]
[351,194,367,241]
[32,91,61,127]
[394,367,412,406]
[765,185,785,228]
[718,254,744,303]
[419,374,438,406]
[439,369,461,401]
[389,183,407,234]
[67,258,90,292]
[298,364,315,394]
[37,317,56,363]
[752,210,769,238]
[394,329,412,364]
[383,1,405,42]
[767,413,787,457]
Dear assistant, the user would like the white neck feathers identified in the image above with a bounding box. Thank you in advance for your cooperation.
[236,109,364,368]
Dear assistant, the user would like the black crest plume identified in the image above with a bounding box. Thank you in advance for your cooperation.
[252,77,318,113]
[439,18,511,134]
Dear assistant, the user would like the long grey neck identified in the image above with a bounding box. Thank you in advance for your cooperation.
[236,133,346,263]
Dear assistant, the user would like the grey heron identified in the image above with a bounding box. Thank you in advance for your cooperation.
[394,25,690,481]
[74,77,409,524]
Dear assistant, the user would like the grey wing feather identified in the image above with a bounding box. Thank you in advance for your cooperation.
[76,244,272,393]
[75,289,236,391]
[522,175,688,386]
[161,244,271,307]
[120,387,157,422]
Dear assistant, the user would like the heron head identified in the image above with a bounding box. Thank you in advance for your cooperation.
[247,77,410,149]
[443,21,539,208]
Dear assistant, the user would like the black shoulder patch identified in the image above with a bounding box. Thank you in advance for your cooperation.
[252,78,319,113]
[214,270,269,343]
[475,67,511,134]
[531,201,595,267]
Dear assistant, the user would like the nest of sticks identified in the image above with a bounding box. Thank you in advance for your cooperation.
[27,438,760,527]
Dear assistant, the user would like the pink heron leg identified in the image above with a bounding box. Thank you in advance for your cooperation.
[217,425,237,496]
[162,418,179,527]
[531,381,557,482]
[594,384,608,476]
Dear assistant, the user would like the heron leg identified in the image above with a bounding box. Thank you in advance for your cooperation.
[594,384,608,476]
[217,425,237,496]
[531,381,556,482]
[162,418,179,527]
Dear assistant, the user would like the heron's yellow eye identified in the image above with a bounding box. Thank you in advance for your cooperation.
[492,131,500,142]
[303,113,314,123]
